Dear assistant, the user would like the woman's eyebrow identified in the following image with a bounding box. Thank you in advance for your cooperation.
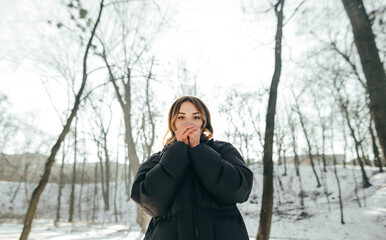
[178,112,200,115]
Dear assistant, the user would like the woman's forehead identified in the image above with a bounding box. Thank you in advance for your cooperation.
[179,101,199,112]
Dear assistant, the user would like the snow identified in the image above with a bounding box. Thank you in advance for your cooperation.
[1,165,385,240]
[0,220,144,240]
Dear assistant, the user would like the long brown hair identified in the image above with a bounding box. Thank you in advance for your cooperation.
[163,96,213,148]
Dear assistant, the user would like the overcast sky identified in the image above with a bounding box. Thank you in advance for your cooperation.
[1,1,275,130]
[0,0,331,157]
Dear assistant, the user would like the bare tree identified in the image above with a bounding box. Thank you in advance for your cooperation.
[291,89,321,188]
[19,1,105,239]
[310,87,329,173]
[285,105,300,177]
[219,88,264,165]
[342,0,386,159]
[140,60,157,159]
[92,162,99,223]
[330,114,345,224]
[369,120,383,172]
[69,117,78,222]
[274,120,287,176]
[90,115,112,211]
[113,147,120,223]
[55,140,66,225]
[86,90,115,212]
[94,1,166,230]
[98,42,138,201]
[136,65,159,231]
[342,122,348,168]
[327,34,384,171]
[257,1,285,239]
[333,79,371,188]
[92,131,107,209]
[285,105,304,208]
[78,134,87,220]
[99,109,113,211]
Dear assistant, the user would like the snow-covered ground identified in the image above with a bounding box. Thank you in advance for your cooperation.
[0,220,144,240]
[1,164,385,240]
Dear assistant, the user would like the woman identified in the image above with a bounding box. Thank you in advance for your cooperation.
[131,96,253,240]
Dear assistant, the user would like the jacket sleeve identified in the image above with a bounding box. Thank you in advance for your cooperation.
[189,142,253,204]
[130,141,190,217]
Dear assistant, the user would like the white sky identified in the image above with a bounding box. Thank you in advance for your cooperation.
[0,0,350,159]
[0,0,272,148]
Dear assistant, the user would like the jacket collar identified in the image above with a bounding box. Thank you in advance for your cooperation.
[200,138,214,146]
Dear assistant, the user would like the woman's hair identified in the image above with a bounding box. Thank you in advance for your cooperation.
[163,96,213,148]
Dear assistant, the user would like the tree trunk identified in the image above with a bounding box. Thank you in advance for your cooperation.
[312,92,327,172]
[92,163,98,223]
[11,180,22,204]
[359,143,371,167]
[369,120,383,172]
[289,121,299,176]
[102,57,145,229]
[23,163,30,203]
[97,138,108,210]
[293,94,321,188]
[320,157,331,211]
[100,52,141,201]
[293,141,300,176]
[297,163,304,209]
[351,165,362,208]
[69,117,78,222]
[330,119,345,224]
[321,135,327,172]
[19,2,104,238]
[78,155,86,220]
[55,143,66,224]
[102,130,110,211]
[343,125,348,168]
[124,154,130,201]
[256,1,284,239]
[342,0,386,160]
[273,173,282,208]
[354,141,371,188]
[128,160,132,199]
[340,99,371,188]
[114,155,119,223]
[283,149,287,176]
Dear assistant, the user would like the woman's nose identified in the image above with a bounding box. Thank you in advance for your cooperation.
[185,118,192,124]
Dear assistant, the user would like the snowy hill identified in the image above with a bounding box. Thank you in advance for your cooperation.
[0,164,385,240]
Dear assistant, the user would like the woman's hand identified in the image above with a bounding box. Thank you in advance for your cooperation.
[188,126,201,148]
[175,123,197,145]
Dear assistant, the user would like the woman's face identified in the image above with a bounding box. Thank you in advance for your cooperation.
[174,101,204,135]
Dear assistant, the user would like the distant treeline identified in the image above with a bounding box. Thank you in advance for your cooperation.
[0,152,126,184]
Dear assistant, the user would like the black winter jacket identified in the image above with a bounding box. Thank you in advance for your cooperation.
[130,138,253,240]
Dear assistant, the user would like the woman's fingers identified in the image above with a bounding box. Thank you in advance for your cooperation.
[176,124,194,134]
[188,128,201,148]
[176,124,197,142]
[176,124,202,146]
[181,125,196,134]
[178,125,195,136]
[183,127,196,138]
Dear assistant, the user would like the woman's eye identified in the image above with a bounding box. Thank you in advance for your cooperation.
[194,116,201,119]
[178,116,184,119]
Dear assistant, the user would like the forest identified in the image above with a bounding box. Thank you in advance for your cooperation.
[0,0,385,239]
